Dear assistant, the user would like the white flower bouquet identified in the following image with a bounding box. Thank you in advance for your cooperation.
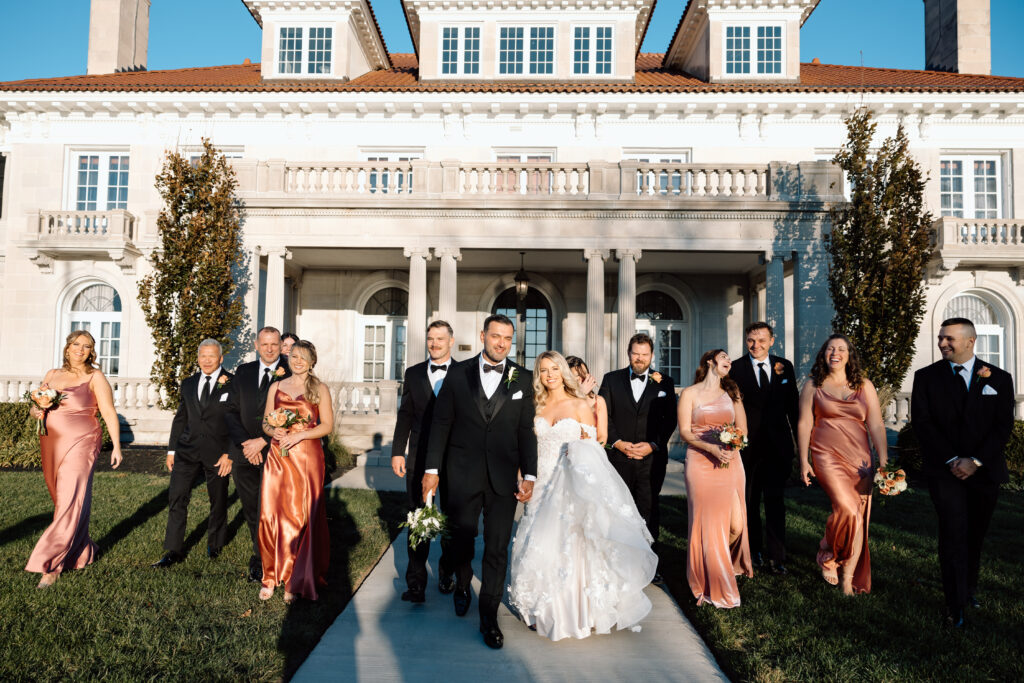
[401,492,449,550]
[24,387,67,435]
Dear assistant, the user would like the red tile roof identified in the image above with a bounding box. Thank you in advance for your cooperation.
[1,54,1022,94]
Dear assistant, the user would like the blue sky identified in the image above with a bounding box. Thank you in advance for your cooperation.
[0,0,1022,82]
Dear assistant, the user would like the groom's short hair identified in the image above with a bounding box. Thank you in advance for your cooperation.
[483,313,514,332]
[427,320,454,336]
[627,332,654,353]
[940,317,977,339]
[744,321,774,338]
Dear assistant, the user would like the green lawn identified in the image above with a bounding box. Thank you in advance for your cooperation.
[658,485,1024,682]
[0,471,405,681]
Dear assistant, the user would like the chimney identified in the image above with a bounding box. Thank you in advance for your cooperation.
[924,0,991,75]
[87,0,150,74]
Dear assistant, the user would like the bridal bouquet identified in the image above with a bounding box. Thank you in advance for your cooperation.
[24,387,67,435]
[264,408,310,457]
[402,492,448,550]
[709,423,748,468]
[874,465,908,497]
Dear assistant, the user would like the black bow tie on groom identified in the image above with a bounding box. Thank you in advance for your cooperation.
[630,372,647,382]
[430,364,448,373]
[483,363,504,374]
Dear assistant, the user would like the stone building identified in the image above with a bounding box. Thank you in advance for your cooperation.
[0,0,1021,448]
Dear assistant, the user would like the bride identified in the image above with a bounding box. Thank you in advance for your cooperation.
[509,350,658,641]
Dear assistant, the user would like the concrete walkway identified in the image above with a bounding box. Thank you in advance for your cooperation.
[300,458,725,683]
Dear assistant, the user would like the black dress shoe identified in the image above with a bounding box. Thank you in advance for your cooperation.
[438,573,456,595]
[752,552,765,569]
[207,546,221,560]
[151,552,183,568]
[480,622,504,649]
[968,596,981,609]
[453,587,472,617]
[402,588,426,603]
[767,561,788,576]
[248,556,263,583]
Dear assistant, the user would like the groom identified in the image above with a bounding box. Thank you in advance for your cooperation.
[423,314,538,650]
[911,317,1014,628]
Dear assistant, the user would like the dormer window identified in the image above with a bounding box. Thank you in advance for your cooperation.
[573,26,613,75]
[277,25,333,75]
[441,26,480,75]
[498,26,556,76]
[725,24,784,77]
[499,27,525,75]
[725,26,750,75]
[756,26,782,74]
[529,27,555,75]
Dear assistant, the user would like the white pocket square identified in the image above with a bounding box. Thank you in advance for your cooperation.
[782,379,789,385]
[982,385,998,396]
[512,390,523,400]
[219,393,229,402]
[657,391,667,398]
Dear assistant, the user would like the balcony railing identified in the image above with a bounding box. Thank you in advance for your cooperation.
[34,209,137,241]
[931,217,1024,269]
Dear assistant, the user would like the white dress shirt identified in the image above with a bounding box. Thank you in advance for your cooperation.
[945,355,980,466]
[750,355,771,388]
[479,354,504,399]
[630,370,648,402]
[427,358,451,396]
[258,358,281,388]
[198,366,224,400]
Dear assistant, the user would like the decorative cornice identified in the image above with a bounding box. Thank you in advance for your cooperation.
[241,207,832,221]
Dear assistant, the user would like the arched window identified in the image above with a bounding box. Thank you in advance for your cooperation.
[493,287,552,370]
[635,290,688,385]
[360,286,408,381]
[944,293,1004,368]
[65,283,123,375]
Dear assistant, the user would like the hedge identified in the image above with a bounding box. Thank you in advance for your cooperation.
[897,420,1024,488]
[0,402,114,468]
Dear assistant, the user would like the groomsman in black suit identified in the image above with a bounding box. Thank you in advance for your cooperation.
[599,333,678,551]
[729,322,799,574]
[392,320,457,603]
[152,339,235,568]
[224,326,292,581]
[911,317,1014,628]
[422,314,537,649]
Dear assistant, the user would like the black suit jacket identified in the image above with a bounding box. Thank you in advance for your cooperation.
[224,357,292,461]
[911,359,1014,484]
[425,356,538,494]
[729,354,799,453]
[393,359,458,465]
[168,370,235,467]
[598,367,678,454]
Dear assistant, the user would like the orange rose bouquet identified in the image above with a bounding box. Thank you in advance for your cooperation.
[263,408,310,457]
[874,465,908,497]
[709,422,748,468]
[23,387,67,435]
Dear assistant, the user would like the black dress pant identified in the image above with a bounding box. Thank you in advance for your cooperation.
[231,455,265,558]
[164,454,229,554]
[403,459,451,591]
[607,449,655,538]
[928,470,999,614]
[741,441,790,563]
[446,479,517,621]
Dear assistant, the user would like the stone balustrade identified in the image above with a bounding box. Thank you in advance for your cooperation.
[930,217,1024,275]
[35,210,136,241]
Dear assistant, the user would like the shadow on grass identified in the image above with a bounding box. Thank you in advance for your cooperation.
[95,487,169,559]
[0,513,51,549]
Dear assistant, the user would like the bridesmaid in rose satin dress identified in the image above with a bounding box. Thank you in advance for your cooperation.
[678,350,753,608]
[258,340,332,603]
[797,334,888,596]
[26,330,122,588]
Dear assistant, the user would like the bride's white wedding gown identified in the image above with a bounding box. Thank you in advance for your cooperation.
[508,417,658,641]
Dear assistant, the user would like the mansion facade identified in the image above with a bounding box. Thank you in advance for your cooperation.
[1,0,1022,448]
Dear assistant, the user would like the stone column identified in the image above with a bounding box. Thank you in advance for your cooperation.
[764,253,786,359]
[435,247,462,325]
[248,244,262,339]
[615,249,641,368]
[263,248,291,332]
[405,247,432,367]
[584,249,610,379]
[793,245,833,376]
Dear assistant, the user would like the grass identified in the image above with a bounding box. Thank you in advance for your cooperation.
[658,485,1024,682]
[0,471,405,681]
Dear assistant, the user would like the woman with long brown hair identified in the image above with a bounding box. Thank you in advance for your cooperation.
[796,334,888,595]
[565,355,608,444]
[26,330,122,588]
[677,349,753,608]
[259,339,332,603]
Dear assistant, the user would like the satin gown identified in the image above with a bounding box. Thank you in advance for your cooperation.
[25,381,101,575]
[685,392,753,608]
[259,391,329,600]
[810,388,873,593]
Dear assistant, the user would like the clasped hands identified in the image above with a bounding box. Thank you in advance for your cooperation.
[614,440,653,460]
[949,457,979,480]
[165,452,232,477]
[241,437,267,465]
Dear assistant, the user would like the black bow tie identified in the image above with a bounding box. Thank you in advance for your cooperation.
[483,363,504,374]
[430,364,448,373]
[630,372,647,382]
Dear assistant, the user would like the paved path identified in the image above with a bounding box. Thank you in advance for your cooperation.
[301,461,724,683]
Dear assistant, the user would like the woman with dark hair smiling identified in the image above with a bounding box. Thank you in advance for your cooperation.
[797,334,888,595]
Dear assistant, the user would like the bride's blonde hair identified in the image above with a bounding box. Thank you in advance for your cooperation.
[532,350,588,412]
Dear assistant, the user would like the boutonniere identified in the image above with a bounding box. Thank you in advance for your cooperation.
[271,367,287,382]
[505,367,519,389]
[649,371,662,384]
[774,362,785,375]
[217,374,230,388]
[977,366,991,379]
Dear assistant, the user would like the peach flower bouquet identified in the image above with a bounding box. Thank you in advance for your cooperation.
[23,386,67,435]
[263,408,310,457]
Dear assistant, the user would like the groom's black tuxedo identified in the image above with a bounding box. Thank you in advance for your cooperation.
[224,357,292,558]
[164,369,234,555]
[911,358,1014,615]
[729,354,799,564]
[598,367,678,540]
[425,355,537,622]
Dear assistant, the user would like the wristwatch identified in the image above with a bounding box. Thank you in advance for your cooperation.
[971,457,983,467]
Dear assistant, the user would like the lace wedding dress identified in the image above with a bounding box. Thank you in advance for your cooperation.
[508,417,658,641]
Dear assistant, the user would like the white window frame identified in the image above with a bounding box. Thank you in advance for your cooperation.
[58,280,124,377]
[498,25,526,75]
[722,22,786,78]
[625,150,692,196]
[528,25,556,75]
[274,24,334,77]
[438,24,482,76]
[940,154,1005,219]
[63,147,131,212]
[498,24,557,76]
[572,25,615,76]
